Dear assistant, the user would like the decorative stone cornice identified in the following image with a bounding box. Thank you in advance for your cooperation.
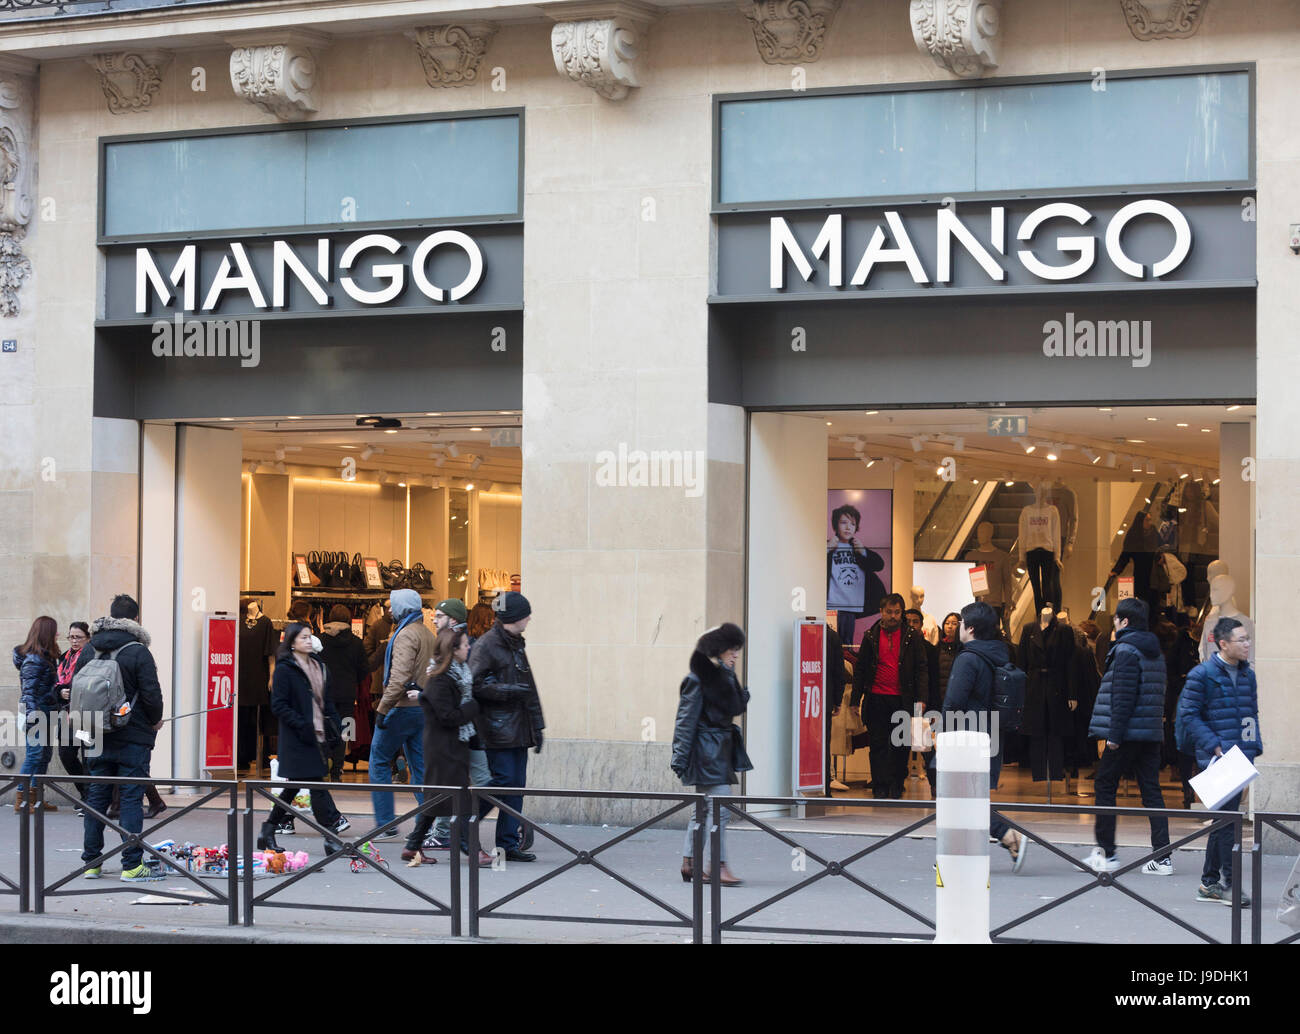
[910,0,1002,78]
[737,0,842,65]
[546,2,658,101]
[0,70,34,316]
[1120,0,1209,40]
[227,31,329,122]
[408,23,497,88]
[88,51,170,115]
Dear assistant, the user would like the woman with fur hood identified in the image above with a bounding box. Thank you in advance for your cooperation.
[671,623,752,887]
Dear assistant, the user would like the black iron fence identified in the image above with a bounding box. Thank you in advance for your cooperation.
[6,776,1298,942]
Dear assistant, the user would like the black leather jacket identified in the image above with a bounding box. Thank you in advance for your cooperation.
[469,622,544,749]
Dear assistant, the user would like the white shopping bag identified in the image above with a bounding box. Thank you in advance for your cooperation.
[1188,745,1258,810]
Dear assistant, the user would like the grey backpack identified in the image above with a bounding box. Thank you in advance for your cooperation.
[69,643,141,742]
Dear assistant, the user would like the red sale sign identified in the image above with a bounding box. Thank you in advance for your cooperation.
[202,614,238,771]
[793,619,826,794]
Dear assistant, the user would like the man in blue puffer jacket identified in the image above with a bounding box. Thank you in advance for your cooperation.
[1083,598,1170,875]
[1177,616,1260,906]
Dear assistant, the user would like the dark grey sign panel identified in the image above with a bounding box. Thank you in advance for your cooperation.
[709,291,1255,408]
[94,312,521,420]
[103,224,523,322]
[715,194,1255,301]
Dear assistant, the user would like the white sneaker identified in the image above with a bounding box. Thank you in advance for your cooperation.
[1141,857,1174,876]
[1081,847,1120,873]
[1009,832,1029,874]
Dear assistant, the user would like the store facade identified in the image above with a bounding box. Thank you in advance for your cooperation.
[1,0,1296,819]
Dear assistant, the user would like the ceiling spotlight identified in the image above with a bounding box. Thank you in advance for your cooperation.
[826,421,833,427]
[864,410,879,416]
[1098,407,1112,412]
[248,461,262,474]
[1226,405,1241,412]
[1146,416,1158,422]
[465,482,476,491]
[910,436,926,453]
[864,458,876,469]
[1106,453,1118,468]
[469,426,483,432]
[1212,477,1221,485]
[1177,423,1189,428]
[1046,451,1058,462]
[447,444,461,458]
[1145,462,1156,475]
[1025,444,1036,454]
[1179,470,1189,480]
[1082,448,1100,464]
[860,455,875,469]
[1004,480,1014,487]
[935,466,945,477]
[360,446,382,461]
[470,456,483,471]
[397,480,407,488]
[971,478,979,485]
[1200,428,1212,433]
[275,447,285,461]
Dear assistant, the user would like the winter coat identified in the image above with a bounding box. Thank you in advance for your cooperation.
[419,666,482,814]
[1176,654,1262,768]
[1068,638,1102,733]
[1089,628,1166,743]
[935,639,961,703]
[941,637,1009,720]
[317,623,369,710]
[378,620,435,713]
[1017,621,1074,737]
[14,647,58,715]
[72,617,165,748]
[671,650,753,787]
[849,622,930,712]
[270,654,341,782]
[363,613,393,674]
[470,621,544,750]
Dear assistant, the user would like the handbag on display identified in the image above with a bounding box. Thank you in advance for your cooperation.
[408,562,433,592]
[331,552,350,587]
[381,559,406,590]
[306,550,324,586]
[349,552,366,590]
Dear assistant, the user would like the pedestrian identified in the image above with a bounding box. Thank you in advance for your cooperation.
[672,623,752,887]
[467,602,495,641]
[849,593,929,799]
[257,622,350,851]
[1082,598,1171,875]
[363,599,394,674]
[370,589,432,839]
[935,613,962,699]
[318,605,368,782]
[471,591,545,862]
[14,615,61,809]
[907,608,941,799]
[942,601,1028,871]
[73,595,165,882]
[433,598,468,634]
[54,621,91,813]
[403,627,493,867]
[1176,617,1259,906]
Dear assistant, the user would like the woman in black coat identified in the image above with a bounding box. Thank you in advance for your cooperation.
[671,623,752,887]
[1017,611,1074,784]
[402,627,492,867]
[259,623,350,850]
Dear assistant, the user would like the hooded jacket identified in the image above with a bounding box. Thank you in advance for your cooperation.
[13,647,59,715]
[1088,628,1166,743]
[941,637,1008,718]
[1175,653,1262,768]
[72,617,165,748]
[378,595,435,714]
[470,621,544,750]
[671,650,753,787]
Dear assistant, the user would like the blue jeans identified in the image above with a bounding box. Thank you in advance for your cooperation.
[82,740,152,870]
[368,707,425,828]
[434,748,491,841]
[19,710,55,776]
[484,747,528,850]
[1202,790,1243,889]
[682,784,731,864]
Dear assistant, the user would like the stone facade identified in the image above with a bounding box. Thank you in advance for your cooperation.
[0,0,1294,818]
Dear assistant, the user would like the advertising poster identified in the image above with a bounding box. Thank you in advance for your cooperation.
[793,619,826,794]
[827,489,892,648]
[202,613,237,771]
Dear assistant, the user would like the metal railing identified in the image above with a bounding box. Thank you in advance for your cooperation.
[990,801,1245,944]
[242,779,463,934]
[467,787,706,943]
[32,774,238,925]
[2,776,30,914]
[1251,811,1300,946]
[708,795,937,943]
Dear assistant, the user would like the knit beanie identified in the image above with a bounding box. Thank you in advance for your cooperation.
[435,598,469,624]
[492,591,532,624]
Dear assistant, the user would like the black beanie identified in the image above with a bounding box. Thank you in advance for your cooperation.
[492,591,532,624]
[695,622,745,658]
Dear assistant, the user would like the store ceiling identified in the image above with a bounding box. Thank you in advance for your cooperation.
[214,410,523,486]
[818,403,1253,483]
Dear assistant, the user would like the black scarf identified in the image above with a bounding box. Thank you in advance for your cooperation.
[688,650,745,721]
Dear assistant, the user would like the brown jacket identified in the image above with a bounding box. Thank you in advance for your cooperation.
[377,621,436,714]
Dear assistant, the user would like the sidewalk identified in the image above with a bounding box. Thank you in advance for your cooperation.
[3,799,1295,944]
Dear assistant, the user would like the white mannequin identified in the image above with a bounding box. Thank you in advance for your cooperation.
[909,585,940,645]
[1199,573,1255,663]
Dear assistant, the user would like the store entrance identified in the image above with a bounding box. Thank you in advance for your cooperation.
[746,402,1255,826]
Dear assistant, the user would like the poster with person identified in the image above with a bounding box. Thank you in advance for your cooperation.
[827,489,891,647]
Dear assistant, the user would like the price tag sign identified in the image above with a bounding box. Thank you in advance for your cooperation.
[792,618,826,794]
[293,553,311,586]
[1117,576,1135,601]
[969,564,989,595]
[202,613,237,771]
[363,557,383,589]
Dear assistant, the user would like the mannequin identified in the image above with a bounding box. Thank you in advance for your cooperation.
[1019,482,1063,613]
[1178,481,1219,608]
[909,585,940,645]
[1018,606,1072,790]
[1198,573,1255,663]
[1046,479,1078,559]
[964,521,1015,633]
[238,598,279,771]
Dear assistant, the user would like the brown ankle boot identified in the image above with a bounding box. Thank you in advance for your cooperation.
[716,863,743,887]
[680,856,693,883]
[13,788,26,813]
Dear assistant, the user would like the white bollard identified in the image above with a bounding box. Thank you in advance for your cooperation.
[934,730,991,944]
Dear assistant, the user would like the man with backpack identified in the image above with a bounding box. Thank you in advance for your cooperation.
[942,601,1028,872]
[1083,597,1171,875]
[72,594,165,883]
